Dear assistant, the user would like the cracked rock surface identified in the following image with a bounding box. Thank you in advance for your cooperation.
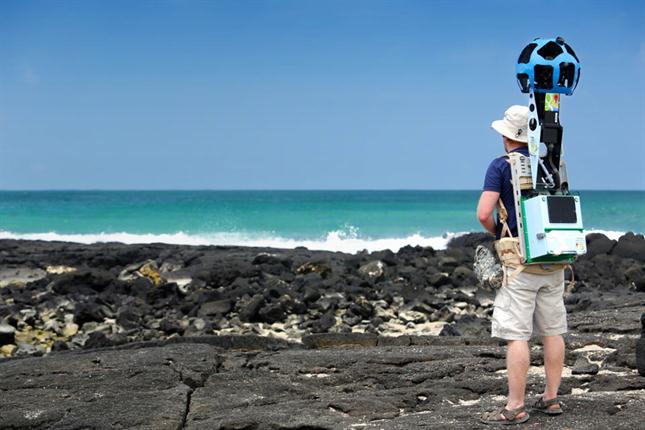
[1,325,644,429]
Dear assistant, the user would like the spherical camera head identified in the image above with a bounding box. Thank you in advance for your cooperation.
[516,37,580,95]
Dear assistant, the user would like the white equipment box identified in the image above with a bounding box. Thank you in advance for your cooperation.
[522,195,586,262]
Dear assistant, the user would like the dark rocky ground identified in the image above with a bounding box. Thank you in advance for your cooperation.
[0,232,644,429]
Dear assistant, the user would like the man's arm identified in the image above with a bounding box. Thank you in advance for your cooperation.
[477,191,499,235]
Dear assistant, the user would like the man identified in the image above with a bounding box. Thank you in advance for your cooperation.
[478,105,567,425]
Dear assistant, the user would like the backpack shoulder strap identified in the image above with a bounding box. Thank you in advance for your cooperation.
[497,198,513,238]
[496,152,515,239]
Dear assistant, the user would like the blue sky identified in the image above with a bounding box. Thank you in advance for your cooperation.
[1,0,643,190]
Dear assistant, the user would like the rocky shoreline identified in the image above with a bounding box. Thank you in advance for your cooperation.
[0,233,644,428]
[0,232,643,356]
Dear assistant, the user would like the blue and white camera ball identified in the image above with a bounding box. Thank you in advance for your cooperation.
[516,37,580,95]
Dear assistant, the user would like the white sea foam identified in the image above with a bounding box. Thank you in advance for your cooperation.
[0,229,630,253]
[584,229,628,241]
[0,229,465,253]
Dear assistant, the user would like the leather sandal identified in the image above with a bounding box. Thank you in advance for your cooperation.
[480,405,530,425]
[532,396,563,415]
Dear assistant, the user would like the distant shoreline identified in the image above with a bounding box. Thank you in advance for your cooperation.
[0,230,637,253]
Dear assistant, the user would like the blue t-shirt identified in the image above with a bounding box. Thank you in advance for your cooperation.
[483,147,529,239]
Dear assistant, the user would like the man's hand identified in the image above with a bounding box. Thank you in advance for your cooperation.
[477,191,500,235]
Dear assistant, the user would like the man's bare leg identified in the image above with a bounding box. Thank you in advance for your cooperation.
[505,339,530,417]
[542,335,565,409]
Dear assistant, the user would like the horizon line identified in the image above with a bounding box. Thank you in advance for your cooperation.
[0,188,644,192]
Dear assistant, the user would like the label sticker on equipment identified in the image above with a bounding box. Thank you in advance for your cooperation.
[529,140,538,154]
[576,238,586,254]
[545,93,560,112]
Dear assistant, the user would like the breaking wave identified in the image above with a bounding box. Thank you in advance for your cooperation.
[0,228,629,253]
[0,229,465,253]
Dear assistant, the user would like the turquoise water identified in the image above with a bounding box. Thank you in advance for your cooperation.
[0,191,642,252]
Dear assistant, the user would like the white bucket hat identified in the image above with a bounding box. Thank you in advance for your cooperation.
[491,105,529,143]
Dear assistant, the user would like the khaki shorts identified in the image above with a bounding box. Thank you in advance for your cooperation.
[491,268,567,341]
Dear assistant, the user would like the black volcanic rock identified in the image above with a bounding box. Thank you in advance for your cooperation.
[84,331,114,349]
[312,312,336,333]
[572,355,600,375]
[1,337,644,429]
[585,233,616,258]
[74,300,111,325]
[0,235,644,427]
[439,323,461,336]
[119,307,143,329]
[447,232,494,249]
[237,294,265,322]
[611,232,645,261]
[638,312,645,376]
[0,323,16,345]
[258,302,287,323]
[0,233,642,360]
[198,299,232,317]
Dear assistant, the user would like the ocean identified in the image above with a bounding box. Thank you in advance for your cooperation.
[0,190,642,253]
